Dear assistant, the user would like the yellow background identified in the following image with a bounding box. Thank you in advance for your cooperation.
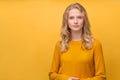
[0,0,120,80]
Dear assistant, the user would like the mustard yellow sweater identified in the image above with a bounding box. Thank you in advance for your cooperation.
[49,39,106,80]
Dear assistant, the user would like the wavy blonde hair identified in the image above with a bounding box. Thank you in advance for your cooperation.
[60,3,94,52]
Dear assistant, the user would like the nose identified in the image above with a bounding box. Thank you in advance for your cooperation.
[74,18,78,24]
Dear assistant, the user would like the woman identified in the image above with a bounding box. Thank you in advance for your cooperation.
[49,3,106,80]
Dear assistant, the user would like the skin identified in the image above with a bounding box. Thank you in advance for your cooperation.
[68,8,84,41]
[67,8,84,80]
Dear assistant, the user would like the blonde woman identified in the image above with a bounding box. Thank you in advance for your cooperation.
[49,3,106,80]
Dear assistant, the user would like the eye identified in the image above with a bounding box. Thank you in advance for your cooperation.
[69,16,74,19]
[77,16,83,19]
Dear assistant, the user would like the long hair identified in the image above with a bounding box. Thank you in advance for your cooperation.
[60,3,93,52]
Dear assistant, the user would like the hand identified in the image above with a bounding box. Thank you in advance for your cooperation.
[68,77,80,80]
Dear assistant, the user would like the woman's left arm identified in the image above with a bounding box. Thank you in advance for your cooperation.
[81,40,106,80]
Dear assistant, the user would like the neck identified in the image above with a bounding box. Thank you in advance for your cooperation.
[71,30,82,41]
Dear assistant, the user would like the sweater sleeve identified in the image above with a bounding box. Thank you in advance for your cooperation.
[81,40,106,80]
[49,41,69,80]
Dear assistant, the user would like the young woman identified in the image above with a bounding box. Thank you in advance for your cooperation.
[49,3,106,80]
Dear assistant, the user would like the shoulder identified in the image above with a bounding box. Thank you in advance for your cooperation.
[93,38,102,48]
[54,41,61,50]
[93,39,101,44]
[55,41,61,47]
[53,41,62,54]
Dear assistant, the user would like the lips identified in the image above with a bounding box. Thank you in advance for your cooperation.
[73,25,79,28]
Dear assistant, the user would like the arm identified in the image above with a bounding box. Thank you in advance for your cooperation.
[49,41,69,80]
[81,40,106,80]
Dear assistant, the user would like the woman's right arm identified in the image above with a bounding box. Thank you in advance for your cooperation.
[49,41,69,80]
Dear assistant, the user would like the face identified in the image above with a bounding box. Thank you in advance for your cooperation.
[67,8,84,32]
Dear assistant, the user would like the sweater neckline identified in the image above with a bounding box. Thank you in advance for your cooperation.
[69,40,82,44]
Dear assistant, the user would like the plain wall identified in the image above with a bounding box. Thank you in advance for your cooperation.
[0,0,120,80]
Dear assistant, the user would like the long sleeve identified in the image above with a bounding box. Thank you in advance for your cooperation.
[49,42,69,80]
[81,40,106,80]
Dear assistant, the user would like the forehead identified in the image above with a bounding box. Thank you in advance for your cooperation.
[68,8,83,16]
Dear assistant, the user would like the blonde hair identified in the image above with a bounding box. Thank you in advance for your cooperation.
[60,3,93,52]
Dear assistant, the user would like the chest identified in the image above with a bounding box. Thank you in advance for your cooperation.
[61,45,94,64]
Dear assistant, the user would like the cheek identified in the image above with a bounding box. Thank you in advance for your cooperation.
[79,19,84,24]
[67,20,73,26]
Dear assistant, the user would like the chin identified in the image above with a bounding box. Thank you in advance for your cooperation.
[71,28,81,31]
